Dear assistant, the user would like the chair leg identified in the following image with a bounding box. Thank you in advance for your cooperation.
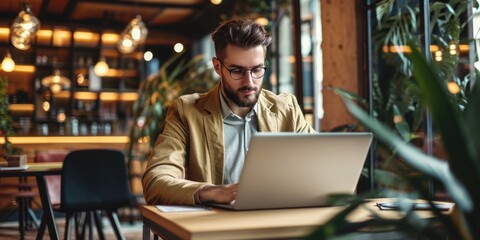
[27,206,40,229]
[87,211,94,240]
[74,212,85,240]
[79,212,88,240]
[64,212,74,240]
[106,210,125,240]
[36,216,46,240]
[17,197,26,240]
[93,210,105,240]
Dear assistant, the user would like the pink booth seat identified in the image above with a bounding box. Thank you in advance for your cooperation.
[35,150,70,205]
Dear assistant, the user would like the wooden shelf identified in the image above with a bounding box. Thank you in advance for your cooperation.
[2,24,142,137]
[8,104,35,112]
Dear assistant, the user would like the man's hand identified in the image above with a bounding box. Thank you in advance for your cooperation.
[197,184,238,204]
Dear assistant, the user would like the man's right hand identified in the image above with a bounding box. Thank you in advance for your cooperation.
[197,184,238,204]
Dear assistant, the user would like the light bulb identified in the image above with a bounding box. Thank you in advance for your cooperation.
[1,51,15,72]
[117,36,135,54]
[174,43,184,53]
[144,51,153,61]
[42,101,50,112]
[94,57,109,76]
[50,83,62,94]
[131,27,141,41]
[447,82,460,94]
[122,38,133,48]
[210,0,222,4]
[128,15,147,45]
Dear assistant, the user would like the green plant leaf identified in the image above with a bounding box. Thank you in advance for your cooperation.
[408,42,480,211]
[342,97,472,211]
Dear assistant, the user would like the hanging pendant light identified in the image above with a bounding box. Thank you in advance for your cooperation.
[10,2,40,50]
[41,69,71,94]
[94,56,109,76]
[117,15,148,54]
[1,50,16,72]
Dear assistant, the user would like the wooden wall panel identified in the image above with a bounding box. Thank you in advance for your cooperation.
[320,0,361,131]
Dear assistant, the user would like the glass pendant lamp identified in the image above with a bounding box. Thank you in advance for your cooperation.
[117,15,147,54]
[41,69,71,94]
[10,3,40,50]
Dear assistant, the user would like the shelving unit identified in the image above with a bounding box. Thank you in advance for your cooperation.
[0,25,144,137]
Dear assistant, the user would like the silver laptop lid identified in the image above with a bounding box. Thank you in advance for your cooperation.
[230,132,372,210]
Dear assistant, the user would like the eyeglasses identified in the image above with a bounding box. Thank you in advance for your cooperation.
[217,59,267,80]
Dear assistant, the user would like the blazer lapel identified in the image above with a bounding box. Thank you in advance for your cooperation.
[202,85,225,184]
[257,90,278,132]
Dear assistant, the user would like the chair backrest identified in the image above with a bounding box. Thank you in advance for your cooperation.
[35,150,70,205]
[60,149,131,212]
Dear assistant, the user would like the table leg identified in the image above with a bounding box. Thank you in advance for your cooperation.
[35,176,59,240]
[142,222,151,240]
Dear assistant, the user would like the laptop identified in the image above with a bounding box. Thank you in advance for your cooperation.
[209,132,373,210]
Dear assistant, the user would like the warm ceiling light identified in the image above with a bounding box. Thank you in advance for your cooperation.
[10,3,40,50]
[144,51,153,61]
[117,15,148,54]
[94,57,109,76]
[76,73,87,86]
[128,15,148,45]
[447,82,460,94]
[255,17,269,26]
[118,37,134,54]
[41,69,71,94]
[1,50,15,72]
[42,101,50,112]
[174,43,184,53]
[210,0,222,4]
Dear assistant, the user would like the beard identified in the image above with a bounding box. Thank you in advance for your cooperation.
[221,74,261,108]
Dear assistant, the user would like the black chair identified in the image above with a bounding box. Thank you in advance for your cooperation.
[38,149,132,240]
[0,180,40,240]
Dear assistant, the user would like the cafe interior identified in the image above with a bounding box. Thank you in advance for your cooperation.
[1,0,480,239]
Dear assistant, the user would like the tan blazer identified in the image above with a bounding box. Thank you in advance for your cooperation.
[142,84,315,205]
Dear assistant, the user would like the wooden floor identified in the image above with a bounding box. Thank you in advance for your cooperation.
[0,217,143,240]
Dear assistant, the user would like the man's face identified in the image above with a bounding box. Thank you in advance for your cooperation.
[213,45,266,108]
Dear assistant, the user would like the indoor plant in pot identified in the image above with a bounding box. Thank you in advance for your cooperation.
[0,75,26,167]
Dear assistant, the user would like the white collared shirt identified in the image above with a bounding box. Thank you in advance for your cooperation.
[219,92,258,184]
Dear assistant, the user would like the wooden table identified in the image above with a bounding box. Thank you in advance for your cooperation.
[0,162,63,240]
[141,199,448,240]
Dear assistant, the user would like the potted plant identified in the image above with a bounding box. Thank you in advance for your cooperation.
[308,41,479,239]
[0,75,26,167]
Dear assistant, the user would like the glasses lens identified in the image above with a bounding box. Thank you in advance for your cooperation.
[251,67,266,78]
[230,69,245,80]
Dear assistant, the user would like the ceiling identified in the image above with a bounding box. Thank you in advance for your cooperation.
[0,0,236,46]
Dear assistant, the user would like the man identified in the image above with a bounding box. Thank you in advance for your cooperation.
[142,19,315,206]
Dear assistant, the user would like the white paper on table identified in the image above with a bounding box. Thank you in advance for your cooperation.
[156,205,211,212]
[0,165,29,171]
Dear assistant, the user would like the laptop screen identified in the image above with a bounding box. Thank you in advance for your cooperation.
[212,132,372,210]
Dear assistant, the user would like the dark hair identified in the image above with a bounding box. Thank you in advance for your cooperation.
[211,19,272,59]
